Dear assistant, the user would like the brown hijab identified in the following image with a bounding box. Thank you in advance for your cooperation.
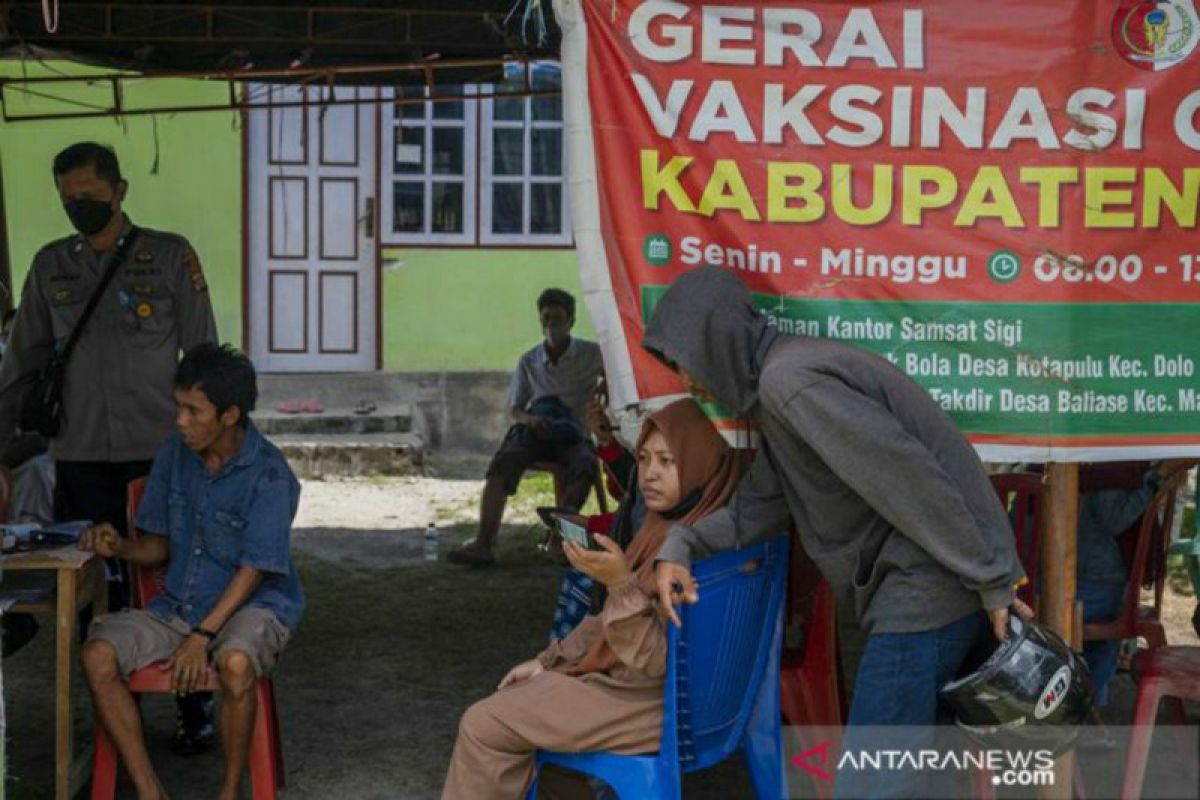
[566,398,744,676]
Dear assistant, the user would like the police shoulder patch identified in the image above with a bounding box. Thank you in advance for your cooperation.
[182,248,208,293]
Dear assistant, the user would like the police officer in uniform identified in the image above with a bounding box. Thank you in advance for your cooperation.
[0,142,220,753]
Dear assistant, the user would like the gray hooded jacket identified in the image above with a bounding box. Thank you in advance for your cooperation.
[642,266,1022,634]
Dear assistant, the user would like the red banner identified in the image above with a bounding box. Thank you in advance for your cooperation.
[558,0,1200,461]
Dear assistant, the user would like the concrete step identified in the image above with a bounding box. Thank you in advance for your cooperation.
[258,373,432,406]
[266,432,425,479]
[256,404,413,436]
[255,370,516,454]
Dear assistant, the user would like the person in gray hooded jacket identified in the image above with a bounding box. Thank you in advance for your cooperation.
[641,267,1029,765]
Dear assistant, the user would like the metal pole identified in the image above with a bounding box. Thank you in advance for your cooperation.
[0,88,562,122]
[0,56,531,86]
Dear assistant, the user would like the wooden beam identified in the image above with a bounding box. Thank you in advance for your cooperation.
[1039,462,1078,639]
[1038,462,1079,800]
[0,158,11,315]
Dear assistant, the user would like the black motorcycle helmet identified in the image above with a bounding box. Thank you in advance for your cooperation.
[940,614,1094,754]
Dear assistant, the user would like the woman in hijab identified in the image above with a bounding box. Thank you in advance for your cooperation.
[442,398,743,800]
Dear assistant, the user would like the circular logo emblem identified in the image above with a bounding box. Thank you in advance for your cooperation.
[135,302,153,319]
[643,233,672,267]
[987,250,1022,283]
[1112,0,1200,70]
[1035,665,1073,720]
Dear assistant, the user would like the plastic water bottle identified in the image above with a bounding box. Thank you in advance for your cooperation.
[423,522,439,562]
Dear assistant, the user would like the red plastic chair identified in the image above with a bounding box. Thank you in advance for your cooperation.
[988,467,1178,649]
[0,464,13,522]
[0,460,14,522]
[779,535,844,724]
[90,478,286,800]
[988,472,1045,606]
[1081,479,1181,652]
[779,534,844,800]
[1121,646,1200,799]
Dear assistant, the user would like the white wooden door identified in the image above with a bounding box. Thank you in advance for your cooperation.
[246,84,378,371]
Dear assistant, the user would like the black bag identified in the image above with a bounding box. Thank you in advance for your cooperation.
[18,227,140,437]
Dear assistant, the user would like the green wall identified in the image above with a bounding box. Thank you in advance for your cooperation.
[0,60,590,372]
[0,60,244,343]
[380,248,594,370]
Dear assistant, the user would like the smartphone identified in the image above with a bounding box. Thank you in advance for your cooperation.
[555,515,594,550]
[536,506,576,529]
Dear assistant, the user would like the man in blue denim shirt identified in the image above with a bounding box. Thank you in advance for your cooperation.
[1076,459,1194,710]
[79,343,303,800]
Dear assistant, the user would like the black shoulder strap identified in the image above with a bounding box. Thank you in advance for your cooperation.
[57,225,140,363]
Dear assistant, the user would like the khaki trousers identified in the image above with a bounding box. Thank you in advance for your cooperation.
[442,670,662,800]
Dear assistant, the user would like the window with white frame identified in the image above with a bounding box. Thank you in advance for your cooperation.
[480,63,572,246]
[380,84,478,245]
[379,64,571,247]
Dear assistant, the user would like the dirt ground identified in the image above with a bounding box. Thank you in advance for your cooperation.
[2,460,1197,799]
[2,460,750,799]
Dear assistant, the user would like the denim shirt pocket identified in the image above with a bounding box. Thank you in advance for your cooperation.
[205,509,246,568]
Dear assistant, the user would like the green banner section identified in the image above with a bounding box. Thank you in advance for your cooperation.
[642,286,1200,438]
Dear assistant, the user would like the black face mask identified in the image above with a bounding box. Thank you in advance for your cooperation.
[659,487,704,520]
[64,198,115,236]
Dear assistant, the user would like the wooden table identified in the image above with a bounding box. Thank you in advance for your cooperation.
[3,547,108,799]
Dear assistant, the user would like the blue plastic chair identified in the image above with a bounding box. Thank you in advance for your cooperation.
[527,533,790,799]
